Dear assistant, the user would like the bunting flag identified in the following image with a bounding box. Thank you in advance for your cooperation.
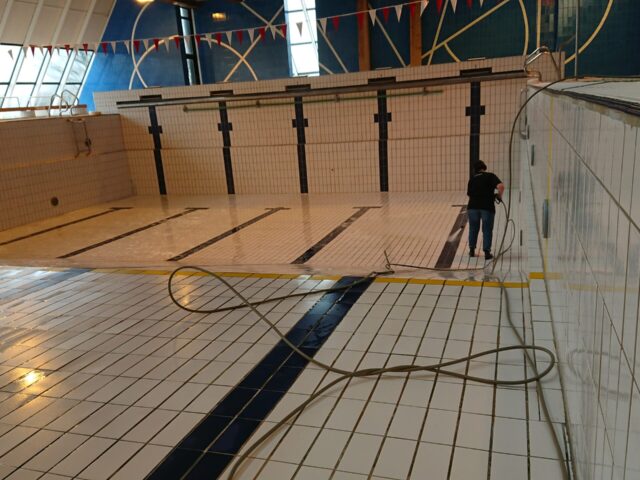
[22,46,28,57]
[382,6,390,22]
[9,0,479,58]
[318,17,327,33]
[369,9,376,25]
[395,4,403,20]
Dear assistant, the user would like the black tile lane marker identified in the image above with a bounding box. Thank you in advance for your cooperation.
[145,275,373,480]
[374,89,391,192]
[57,208,205,259]
[435,206,468,269]
[148,106,167,195]
[465,81,486,179]
[291,206,381,265]
[292,96,309,194]
[168,207,289,262]
[217,101,235,195]
[0,208,131,246]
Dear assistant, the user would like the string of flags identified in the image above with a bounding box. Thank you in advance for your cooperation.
[4,0,490,59]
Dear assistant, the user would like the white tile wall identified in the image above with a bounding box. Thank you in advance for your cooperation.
[94,55,562,196]
[525,84,640,480]
[0,115,132,231]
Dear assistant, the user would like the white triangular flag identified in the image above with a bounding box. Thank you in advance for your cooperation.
[165,38,171,51]
[111,41,117,53]
[226,31,233,44]
[450,0,458,12]
[206,34,213,47]
[142,39,149,50]
[319,17,327,33]
[248,28,255,42]
[8,48,13,60]
[22,46,28,57]
[296,22,303,36]
[124,40,130,53]
[369,9,376,25]
[269,24,277,39]
[395,4,402,21]
[421,0,429,15]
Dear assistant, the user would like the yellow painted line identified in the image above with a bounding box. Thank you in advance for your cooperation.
[379,277,528,289]
[529,272,563,280]
[444,43,461,63]
[310,275,342,281]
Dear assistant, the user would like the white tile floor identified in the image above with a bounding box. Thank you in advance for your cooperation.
[0,193,517,274]
[0,192,569,479]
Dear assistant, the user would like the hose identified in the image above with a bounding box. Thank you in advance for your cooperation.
[165,76,583,480]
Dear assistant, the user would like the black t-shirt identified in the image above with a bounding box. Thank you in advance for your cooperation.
[467,172,502,213]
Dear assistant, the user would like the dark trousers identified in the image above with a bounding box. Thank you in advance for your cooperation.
[467,209,495,252]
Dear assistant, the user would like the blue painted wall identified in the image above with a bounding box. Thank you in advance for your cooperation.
[82,0,640,110]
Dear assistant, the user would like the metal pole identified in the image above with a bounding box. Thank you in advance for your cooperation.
[574,0,580,76]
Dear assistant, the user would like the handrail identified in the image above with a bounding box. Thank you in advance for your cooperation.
[524,46,562,81]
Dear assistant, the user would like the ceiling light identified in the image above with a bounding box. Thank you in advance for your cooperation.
[211,12,227,21]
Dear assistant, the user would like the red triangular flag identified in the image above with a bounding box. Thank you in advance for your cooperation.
[83,43,89,53]
[64,44,70,54]
[357,12,365,30]
[195,34,202,46]
[134,40,140,53]
[467,0,472,7]
[331,16,340,31]
[409,3,417,17]
[215,32,222,45]
[153,39,159,50]
[382,7,390,23]
[173,36,181,48]
[259,27,266,40]
[45,45,52,55]
[279,24,287,37]
[101,42,108,54]
[437,0,443,13]
[236,30,243,43]
[30,45,35,55]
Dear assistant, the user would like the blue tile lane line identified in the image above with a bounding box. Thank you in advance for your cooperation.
[146,276,373,480]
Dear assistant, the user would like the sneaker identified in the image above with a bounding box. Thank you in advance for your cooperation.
[484,251,494,260]
[469,248,475,257]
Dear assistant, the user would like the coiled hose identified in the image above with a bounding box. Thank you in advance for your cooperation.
[167,77,578,480]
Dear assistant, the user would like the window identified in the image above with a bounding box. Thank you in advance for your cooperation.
[284,0,319,77]
[176,7,201,86]
[0,44,93,108]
